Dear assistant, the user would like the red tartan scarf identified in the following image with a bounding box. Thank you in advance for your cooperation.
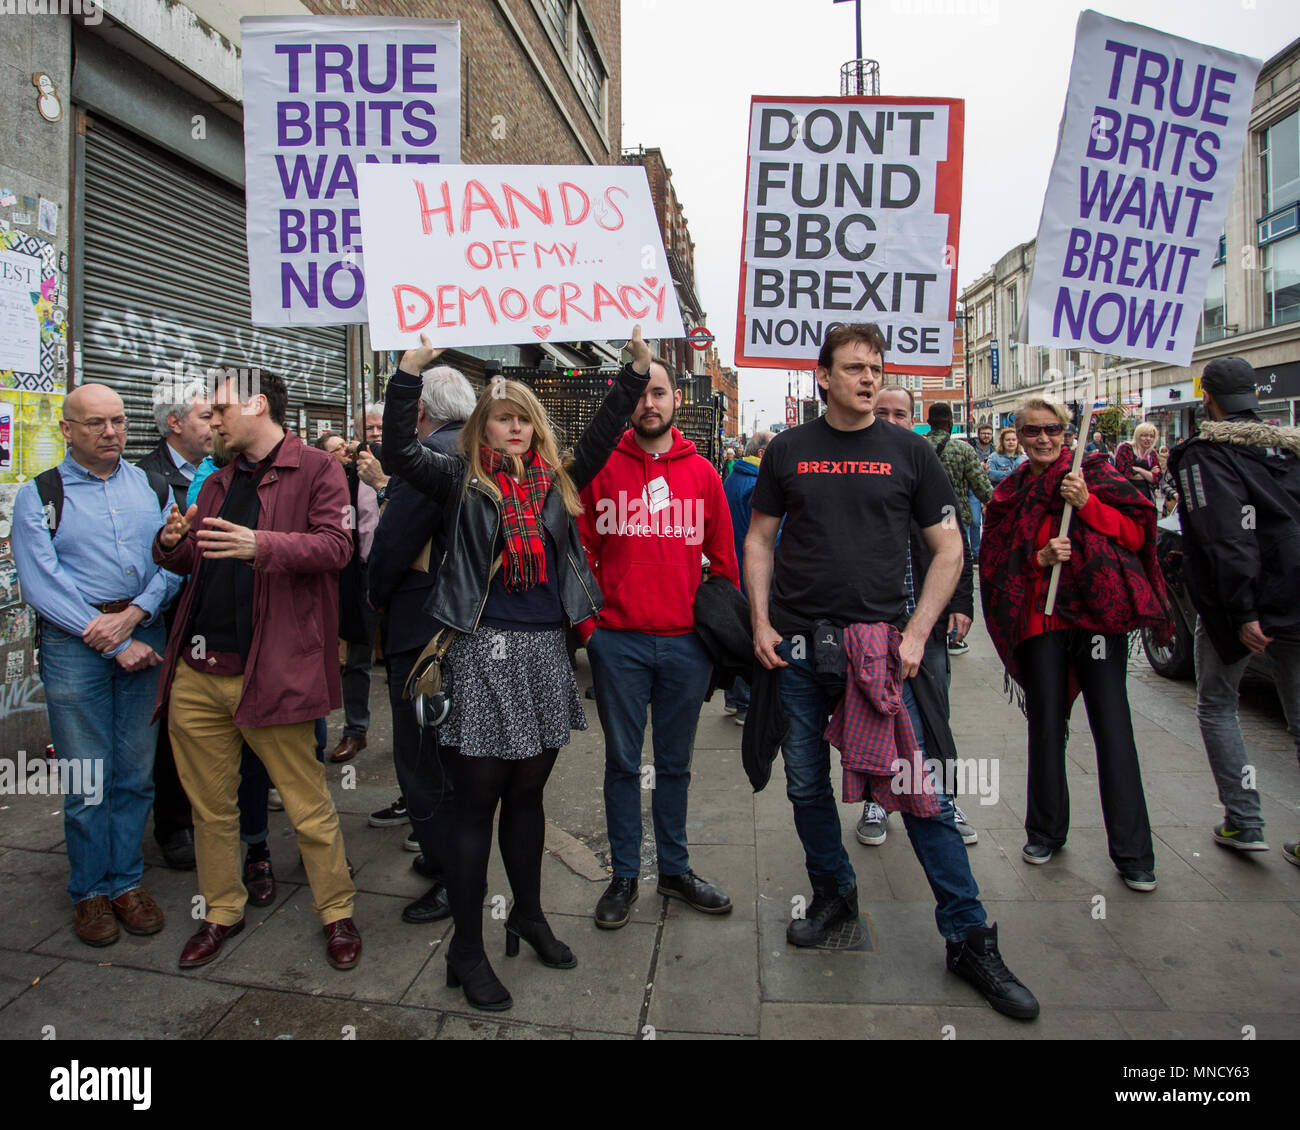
[980,448,1171,686]
[480,445,552,591]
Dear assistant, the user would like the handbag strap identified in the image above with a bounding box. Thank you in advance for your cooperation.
[402,553,505,701]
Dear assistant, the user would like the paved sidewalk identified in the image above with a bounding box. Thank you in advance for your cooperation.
[2,626,1298,1040]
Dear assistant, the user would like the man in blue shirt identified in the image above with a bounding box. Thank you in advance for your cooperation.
[12,383,182,948]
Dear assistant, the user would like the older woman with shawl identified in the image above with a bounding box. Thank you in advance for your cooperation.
[979,396,1170,892]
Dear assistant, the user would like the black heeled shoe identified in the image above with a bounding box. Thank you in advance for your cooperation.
[504,910,578,969]
[445,951,513,1011]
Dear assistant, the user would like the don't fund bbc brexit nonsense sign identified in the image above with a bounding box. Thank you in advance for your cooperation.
[1025,10,1261,365]
[241,16,461,326]
[736,95,964,374]
[356,164,684,349]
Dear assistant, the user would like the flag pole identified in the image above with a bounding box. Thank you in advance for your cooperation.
[1043,386,1095,617]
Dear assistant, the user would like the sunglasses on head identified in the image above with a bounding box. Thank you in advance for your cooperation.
[1018,423,1064,438]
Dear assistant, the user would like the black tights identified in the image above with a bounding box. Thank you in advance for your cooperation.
[446,747,559,961]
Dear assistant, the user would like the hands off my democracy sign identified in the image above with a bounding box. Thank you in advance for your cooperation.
[1025,11,1260,365]
[736,96,964,374]
[356,164,684,349]
[241,16,460,326]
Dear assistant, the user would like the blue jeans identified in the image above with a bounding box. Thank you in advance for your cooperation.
[39,619,166,903]
[588,628,713,878]
[724,674,751,711]
[776,639,986,940]
[1195,619,1300,833]
[967,494,982,558]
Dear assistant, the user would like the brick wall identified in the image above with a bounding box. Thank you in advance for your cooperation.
[302,0,621,165]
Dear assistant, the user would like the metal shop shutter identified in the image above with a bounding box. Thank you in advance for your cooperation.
[79,118,347,459]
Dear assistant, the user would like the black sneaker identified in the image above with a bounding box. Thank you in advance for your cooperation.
[594,876,638,930]
[1212,822,1269,852]
[657,870,732,914]
[1121,870,1157,892]
[369,797,408,828]
[402,882,451,924]
[946,922,1039,1019]
[787,875,858,947]
[412,854,439,880]
[1021,843,1053,865]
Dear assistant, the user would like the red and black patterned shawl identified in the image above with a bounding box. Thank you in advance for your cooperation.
[979,449,1171,689]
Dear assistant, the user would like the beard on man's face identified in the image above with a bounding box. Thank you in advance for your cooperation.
[632,402,675,439]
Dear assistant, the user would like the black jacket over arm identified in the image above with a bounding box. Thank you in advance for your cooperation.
[369,421,463,655]
[135,438,192,510]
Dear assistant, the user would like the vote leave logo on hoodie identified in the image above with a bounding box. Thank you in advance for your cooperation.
[593,476,703,546]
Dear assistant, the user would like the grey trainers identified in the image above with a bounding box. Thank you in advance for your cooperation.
[1283,841,1300,867]
[856,802,888,846]
[953,804,978,846]
[1212,822,1269,852]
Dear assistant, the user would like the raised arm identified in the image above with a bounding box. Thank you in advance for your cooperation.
[382,335,465,503]
[569,326,652,490]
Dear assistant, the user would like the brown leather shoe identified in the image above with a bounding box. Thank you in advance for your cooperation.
[324,917,362,970]
[178,918,245,968]
[328,735,367,764]
[110,888,165,935]
[74,895,119,947]
[243,856,276,908]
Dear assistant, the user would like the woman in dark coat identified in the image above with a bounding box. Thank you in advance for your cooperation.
[980,396,1170,892]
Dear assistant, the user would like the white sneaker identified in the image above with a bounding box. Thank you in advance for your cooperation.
[268,788,284,811]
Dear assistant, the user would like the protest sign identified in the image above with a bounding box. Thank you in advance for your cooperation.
[735,95,964,374]
[355,164,684,349]
[1025,11,1261,365]
[241,15,460,326]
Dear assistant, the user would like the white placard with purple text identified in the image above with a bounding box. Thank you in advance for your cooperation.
[356,164,685,349]
[241,15,460,326]
[1025,10,1260,365]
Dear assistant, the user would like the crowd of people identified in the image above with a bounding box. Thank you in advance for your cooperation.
[11,323,1299,1024]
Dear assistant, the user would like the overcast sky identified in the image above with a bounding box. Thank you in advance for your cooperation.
[620,0,1298,432]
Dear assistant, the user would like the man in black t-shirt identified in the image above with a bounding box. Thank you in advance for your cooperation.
[745,323,1038,1020]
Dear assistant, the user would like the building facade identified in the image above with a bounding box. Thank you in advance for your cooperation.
[620,145,706,383]
[0,0,621,752]
[964,36,1300,442]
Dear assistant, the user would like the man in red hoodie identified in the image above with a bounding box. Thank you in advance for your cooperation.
[579,358,741,929]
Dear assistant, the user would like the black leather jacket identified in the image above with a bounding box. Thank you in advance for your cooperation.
[381,362,650,634]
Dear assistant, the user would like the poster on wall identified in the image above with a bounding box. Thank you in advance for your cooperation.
[1023,10,1261,364]
[241,15,462,327]
[735,95,964,374]
[356,164,684,349]
[0,229,63,392]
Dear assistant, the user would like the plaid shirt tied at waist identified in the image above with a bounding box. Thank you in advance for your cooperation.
[824,623,943,817]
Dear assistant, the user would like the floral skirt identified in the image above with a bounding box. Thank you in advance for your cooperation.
[438,627,587,759]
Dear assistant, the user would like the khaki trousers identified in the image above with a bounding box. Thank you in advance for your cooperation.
[168,662,355,927]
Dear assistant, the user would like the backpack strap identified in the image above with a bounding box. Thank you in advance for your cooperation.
[144,468,172,513]
[34,467,64,537]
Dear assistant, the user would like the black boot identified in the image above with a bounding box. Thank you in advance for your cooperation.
[594,876,638,929]
[504,910,577,968]
[946,922,1039,1019]
[446,950,512,1011]
[787,874,858,946]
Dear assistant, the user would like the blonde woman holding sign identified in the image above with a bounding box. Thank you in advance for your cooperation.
[979,396,1171,893]
[381,328,651,1013]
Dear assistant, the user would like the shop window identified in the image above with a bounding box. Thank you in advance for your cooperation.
[1263,235,1300,326]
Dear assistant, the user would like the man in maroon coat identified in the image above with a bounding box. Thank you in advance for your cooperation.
[153,368,361,971]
